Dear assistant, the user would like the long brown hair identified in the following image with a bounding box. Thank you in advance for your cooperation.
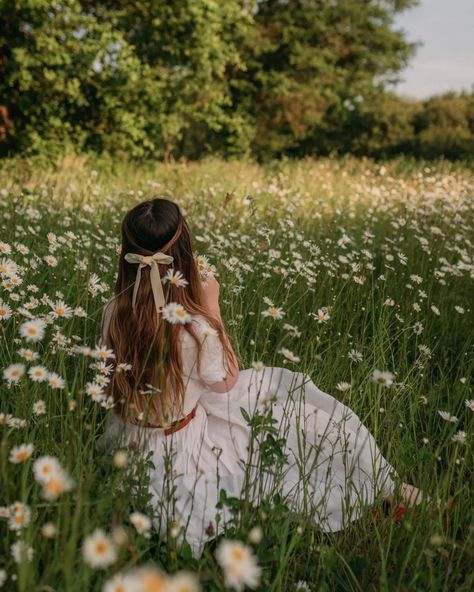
[103,198,235,426]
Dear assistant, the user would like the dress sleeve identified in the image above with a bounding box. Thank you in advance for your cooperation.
[100,298,115,349]
[183,317,228,385]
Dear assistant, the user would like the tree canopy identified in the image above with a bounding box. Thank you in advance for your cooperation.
[1,0,472,160]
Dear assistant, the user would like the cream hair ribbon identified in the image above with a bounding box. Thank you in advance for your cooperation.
[124,251,174,313]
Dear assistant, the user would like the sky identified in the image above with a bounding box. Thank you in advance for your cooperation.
[392,0,474,99]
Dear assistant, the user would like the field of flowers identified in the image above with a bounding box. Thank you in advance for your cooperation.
[0,155,473,591]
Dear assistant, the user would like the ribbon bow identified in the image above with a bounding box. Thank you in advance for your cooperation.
[124,251,174,313]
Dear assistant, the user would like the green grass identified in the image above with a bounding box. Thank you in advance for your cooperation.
[0,155,473,591]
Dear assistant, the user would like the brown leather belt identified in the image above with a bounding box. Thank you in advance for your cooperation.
[140,404,198,434]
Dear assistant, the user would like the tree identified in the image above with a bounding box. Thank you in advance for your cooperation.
[0,0,250,159]
[413,91,474,159]
[229,0,419,157]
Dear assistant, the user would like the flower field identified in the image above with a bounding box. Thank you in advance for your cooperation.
[0,156,473,591]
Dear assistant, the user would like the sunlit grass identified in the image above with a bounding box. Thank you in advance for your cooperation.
[0,155,473,591]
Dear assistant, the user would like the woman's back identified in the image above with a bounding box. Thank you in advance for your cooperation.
[100,298,229,423]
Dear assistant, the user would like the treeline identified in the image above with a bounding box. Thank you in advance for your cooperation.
[1,0,473,161]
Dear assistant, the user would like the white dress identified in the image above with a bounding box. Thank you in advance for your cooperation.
[99,306,397,557]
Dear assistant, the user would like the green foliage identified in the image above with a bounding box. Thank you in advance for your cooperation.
[343,91,420,156]
[0,1,473,160]
[413,92,474,159]
[231,0,418,158]
[0,0,250,159]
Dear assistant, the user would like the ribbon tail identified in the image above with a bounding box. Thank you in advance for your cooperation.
[132,264,143,311]
[150,262,166,313]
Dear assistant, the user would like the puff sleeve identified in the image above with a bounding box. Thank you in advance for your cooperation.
[182,316,228,386]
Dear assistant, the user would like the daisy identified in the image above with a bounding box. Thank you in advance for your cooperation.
[451,430,466,444]
[49,299,74,319]
[371,370,395,387]
[41,469,75,501]
[19,318,47,342]
[16,243,30,255]
[454,305,465,314]
[11,541,34,564]
[248,526,263,544]
[8,417,27,429]
[0,300,12,321]
[161,269,189,287]
[87,273,102,295]
[112,450,129,469]
[91,345,115,360]
[418,345,431,357]
[279,348,300,363]
[336,382,352,392]
[110,525,128,547]
[85,382,105,402]
[33,455,62,484]
[438,410,458,423]
[28,365,49,382]
[413,322,424,335]
[133,567,169,591]
[168,571,201,592]
[48,372,65,389]
[41,522,57,538]
[430,305,440,316]
[215,539,262,591]
[313,308,330,322]
[33,400,47,415]
[465,399,474,412]
[195,254,216,280]
[9,443,34,463]
[252,361,265,372]
[348,349,363,363]
[0,413,13,425]
[256,392,278,411]
[0,258,16,277]
[18,348,40,361]
[201,325,218,338]
[96,361,114,375]
[43,255,58,267]
[261,306,285,319]
[103,572,138,592]
[74,306,87,317]
[95,375,110,387]
[3,363,26,384]
[8,502,31,531]
[161,302,192,324]
[82,529,117,569]
[129,511,152,536]
[101,396,115,410]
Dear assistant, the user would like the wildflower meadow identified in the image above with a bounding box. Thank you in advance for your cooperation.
[0,156,473,591]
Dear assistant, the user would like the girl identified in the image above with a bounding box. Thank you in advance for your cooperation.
[100,197,423,557]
